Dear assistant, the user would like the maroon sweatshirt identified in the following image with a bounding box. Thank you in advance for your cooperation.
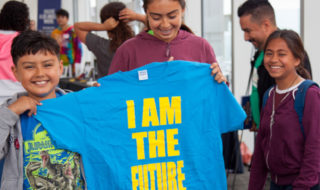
[249,85,320,190]
[108,30,217,74]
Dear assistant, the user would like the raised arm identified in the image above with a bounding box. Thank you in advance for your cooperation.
[74,17,119,44]
[119,8,146,25]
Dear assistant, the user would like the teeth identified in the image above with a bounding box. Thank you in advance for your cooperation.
[161,30,171,35]
[271,66,281,69]
[35,81,47,85]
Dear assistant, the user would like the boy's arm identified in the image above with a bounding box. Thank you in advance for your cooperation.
[0,96,41,159]
[74,18,119,44]
[0,105,20,159]
[51,29,62,47]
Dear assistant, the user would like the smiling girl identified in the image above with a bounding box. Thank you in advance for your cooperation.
[249,29,320,190]
[108,0,225,82]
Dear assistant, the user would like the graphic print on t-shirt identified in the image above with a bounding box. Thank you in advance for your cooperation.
[127,96,186,189]
[21,114,84,190]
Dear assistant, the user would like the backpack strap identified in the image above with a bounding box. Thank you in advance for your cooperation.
[262,86,274,109]
[294,80,319,139]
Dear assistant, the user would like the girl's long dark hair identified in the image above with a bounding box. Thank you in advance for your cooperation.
[264,29,311,79]
[100,2,134,52]
[143,0,194,34]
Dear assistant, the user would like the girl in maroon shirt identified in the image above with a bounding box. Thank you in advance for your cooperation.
[249,29,320,190]
[108,0,226,83]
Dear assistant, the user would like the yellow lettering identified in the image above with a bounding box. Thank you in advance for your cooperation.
[138,165,144,190]
[131,161,186,190]
[159,97,182,125]
[149,130,166,159]
[156,163,163,190]
[167,129,180,157]
[132,132,147,160]
[131,166,139,190]
[142,98,160,127]
[177,161,186,190]
[143,164,149,190]
[126,100,136,129]
[167,162,177,190]
[148,163,156,190]
[162,162,168,190]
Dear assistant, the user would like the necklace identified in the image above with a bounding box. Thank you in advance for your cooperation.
[269,75,300,132]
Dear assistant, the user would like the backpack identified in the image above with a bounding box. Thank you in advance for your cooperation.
[262,80,319,138]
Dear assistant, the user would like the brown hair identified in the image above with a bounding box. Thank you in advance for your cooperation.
[100,2,134,52]
[264,29,311,79]
[143,0,193,34]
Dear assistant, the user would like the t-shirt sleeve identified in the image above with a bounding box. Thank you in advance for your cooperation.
[85,32,100,51]
[35,93,85,153]
[211,82,246,134]
[86,32,110,56]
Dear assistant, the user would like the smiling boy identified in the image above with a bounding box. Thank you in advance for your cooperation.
[0,30,85,189]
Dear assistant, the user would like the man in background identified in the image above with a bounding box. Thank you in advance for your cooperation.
[237,1,312,131]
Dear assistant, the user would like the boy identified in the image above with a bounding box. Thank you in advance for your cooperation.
[51,8,82,78]
[0,30,85,189]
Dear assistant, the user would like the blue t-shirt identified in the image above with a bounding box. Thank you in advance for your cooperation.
[35,60,246,190]
[21,92,84,190]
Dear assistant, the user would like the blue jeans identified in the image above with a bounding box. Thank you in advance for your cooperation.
[270,181,320,190]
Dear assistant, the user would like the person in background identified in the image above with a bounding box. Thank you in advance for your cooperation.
[108,0,225,83]
[74,2,144,78]
[29,20,36,31]
[237,1,312,131]
[0,1,28,104]
[0,30,86,189]
[51,8,82,78]
[249,29,320,190]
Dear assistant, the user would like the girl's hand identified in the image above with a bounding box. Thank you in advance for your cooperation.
[210,62,227,84]
[8,96,42,116]
[103,17,119,31]
[119,8,137,22]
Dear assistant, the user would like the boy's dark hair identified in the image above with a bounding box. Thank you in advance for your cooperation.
[0,1,30,31]
[55,8,69,19]
[264,29,311,80]
[237,0,276,26]
[11,30,60,65]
